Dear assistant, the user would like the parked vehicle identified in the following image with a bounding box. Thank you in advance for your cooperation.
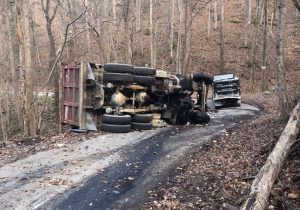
[212,73,241,108]
[60,62,213,133]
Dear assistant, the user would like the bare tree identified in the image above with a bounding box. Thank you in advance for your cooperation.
[16,0,37,136]
[261,0,268,91]
[38,3,88,133]
[275,0,288,118]
[250,0,262,90]
[176,0,183,74]
[220,0,225,72]
[170,0,175,59]
[244,0,251,47]
[124,0,132,64]
[7,0,22,127]
[41,0,60,118]
[292,0,300,10]
[150,0,156,67]
[208,3,211,37]
[136,0,141,31]
[182,0,193,73]
[214,0,218,29]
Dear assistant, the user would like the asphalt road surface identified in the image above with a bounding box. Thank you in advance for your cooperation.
[0,104,259,210]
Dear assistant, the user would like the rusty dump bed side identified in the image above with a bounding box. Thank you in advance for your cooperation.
[60,62,103,130]
[61,63,80,127]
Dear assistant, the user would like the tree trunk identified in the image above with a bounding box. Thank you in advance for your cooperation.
[241,102,300,210]
[96,4,105,63]
[170,0,175,59]
[271,0,277,29]
[250,0,262,91]
[41,0,59,125]
[244,0,250,47]
[261,0,268,91]
[0,97,8,143]
[103,0,112,63]
[7,1,22,128]
[150,0,156,67]
[136,0,141,32]
[66,0,77,58]
[208,3,211,37]
[182,0,192,74]
[124,0,132,64]
[292,0,300,11]
[85,0,91,58]
[176,0,183,74]
[214,0,218,29]
[16,0,37,137]
[220,0,225,73]
[275,0,288,118]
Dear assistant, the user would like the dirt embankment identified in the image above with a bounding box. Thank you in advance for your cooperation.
[144,94,300,209]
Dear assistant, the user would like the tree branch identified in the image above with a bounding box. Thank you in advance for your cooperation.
[37,2,88,133]
[292,0,300,11]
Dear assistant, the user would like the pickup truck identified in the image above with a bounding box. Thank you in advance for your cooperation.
[61,62,213,133]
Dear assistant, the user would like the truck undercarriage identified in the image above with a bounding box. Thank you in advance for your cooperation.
[61,62,213,133]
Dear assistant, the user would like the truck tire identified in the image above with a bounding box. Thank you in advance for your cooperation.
[133,75,155,86]
[131,122,152,131]
[104,63,134,74]
[102,114,132,125]
[101,124,131,133]
[132,114,153,123]
[133,67,156,76]
[178,75,193,90]
[189,111,210,124]
[192,73,213,85]
[103,72,133,83]
[168,108,189,125]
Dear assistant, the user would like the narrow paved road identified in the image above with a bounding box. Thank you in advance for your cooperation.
[0,104,259,210]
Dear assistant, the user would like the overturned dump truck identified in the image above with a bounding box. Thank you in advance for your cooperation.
[60,62,213,133]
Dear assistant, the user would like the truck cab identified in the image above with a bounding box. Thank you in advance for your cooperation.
[212,73,241,108]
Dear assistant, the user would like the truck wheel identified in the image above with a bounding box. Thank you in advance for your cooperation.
[102,124,131,133]
[104,63,134,74]
[189,111,210,124]
[131,122,152,131]
[192,73,213,85]
[234,100,241,107]
[133,67,156,76]
[168,108,180,125]
[102,114,132,125]
[133,75,155,86]
[103,72,133,83]
[132,114,153,123]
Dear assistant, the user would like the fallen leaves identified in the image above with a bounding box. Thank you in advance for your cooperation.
[144,94,287,209]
